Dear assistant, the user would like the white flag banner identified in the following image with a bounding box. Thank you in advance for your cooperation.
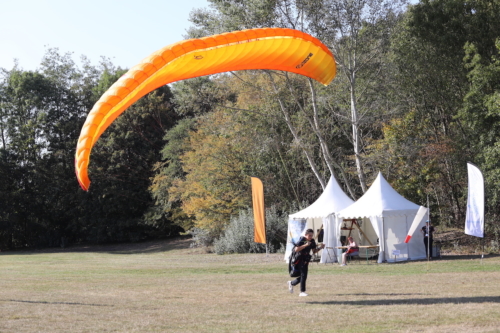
[405,206,428,243]
[465,163,484,238]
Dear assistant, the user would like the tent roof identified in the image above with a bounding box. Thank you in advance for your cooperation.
[289,176,354,219]
[337,172,421,218]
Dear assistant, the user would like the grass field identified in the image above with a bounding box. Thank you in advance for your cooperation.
[1,238,500,333]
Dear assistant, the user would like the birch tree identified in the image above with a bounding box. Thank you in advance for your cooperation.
[304,0,408,192]
[186,0,407,197]
[187,0,361,197]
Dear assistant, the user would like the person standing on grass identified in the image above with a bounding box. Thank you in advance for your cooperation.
[287,229,325,297]
[421,221,435,259]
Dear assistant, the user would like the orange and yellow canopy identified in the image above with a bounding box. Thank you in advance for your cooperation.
[75,27,336,190]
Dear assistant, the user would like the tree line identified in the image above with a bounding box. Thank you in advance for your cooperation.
[1,0,499,251]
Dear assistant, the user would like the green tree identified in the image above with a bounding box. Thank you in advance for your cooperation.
[168,108,252,235]
[187,0,408,198]
[148,77,223,233]
[0,68,55,247]
[372,0,500,226]
[83,79,180,243]
[151,71,336,237]
[187,1,343,195]
[148,117,196,233]
[0,48,181,249]
[305,0,409,192]
[459,39,500,237]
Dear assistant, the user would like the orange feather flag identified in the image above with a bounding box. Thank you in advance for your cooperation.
[251,177,266,244]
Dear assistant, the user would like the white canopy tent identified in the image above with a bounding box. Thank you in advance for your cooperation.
[337,172,427,263]
[284,176,354,263]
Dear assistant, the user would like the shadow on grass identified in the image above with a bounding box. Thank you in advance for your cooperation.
[307,295,500,306]
[1,237,194,255]
[336,293,427,296]
[99,237,193,255]
[438,254,500,261]
[3,299,113,307]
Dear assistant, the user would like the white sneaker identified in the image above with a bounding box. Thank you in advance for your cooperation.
[340,264,347,266]
[287,281,293,293]
[299,292,308,297]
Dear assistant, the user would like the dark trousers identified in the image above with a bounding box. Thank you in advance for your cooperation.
[291,262,309,292]
[424,237,433,258]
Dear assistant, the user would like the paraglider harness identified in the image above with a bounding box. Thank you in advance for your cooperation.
[288,238,312,278]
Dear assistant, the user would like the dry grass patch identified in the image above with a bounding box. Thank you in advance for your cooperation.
[1,238,500,332]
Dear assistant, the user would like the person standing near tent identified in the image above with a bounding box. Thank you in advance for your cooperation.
[421,221,435,258]
[288,229,325,296]
[340,236,359,266]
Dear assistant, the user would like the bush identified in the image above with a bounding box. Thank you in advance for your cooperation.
[189,228,216,248]
[213,206,288,254]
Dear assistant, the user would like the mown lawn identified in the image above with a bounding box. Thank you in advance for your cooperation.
[1,238,500,332]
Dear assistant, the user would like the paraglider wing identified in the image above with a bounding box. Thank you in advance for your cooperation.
[75,27,336,190]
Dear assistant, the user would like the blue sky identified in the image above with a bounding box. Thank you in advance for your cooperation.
[0,0,209,71]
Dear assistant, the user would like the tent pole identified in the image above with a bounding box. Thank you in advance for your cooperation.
[481,215,485,264]
[481,237,484,264]
[382,217,385,263]
[479,161,485,263]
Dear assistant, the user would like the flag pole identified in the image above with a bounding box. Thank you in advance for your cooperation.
[427,194,430,270]
[481,173,486,265]
[481,198,485,265]
[481,238,484,264]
